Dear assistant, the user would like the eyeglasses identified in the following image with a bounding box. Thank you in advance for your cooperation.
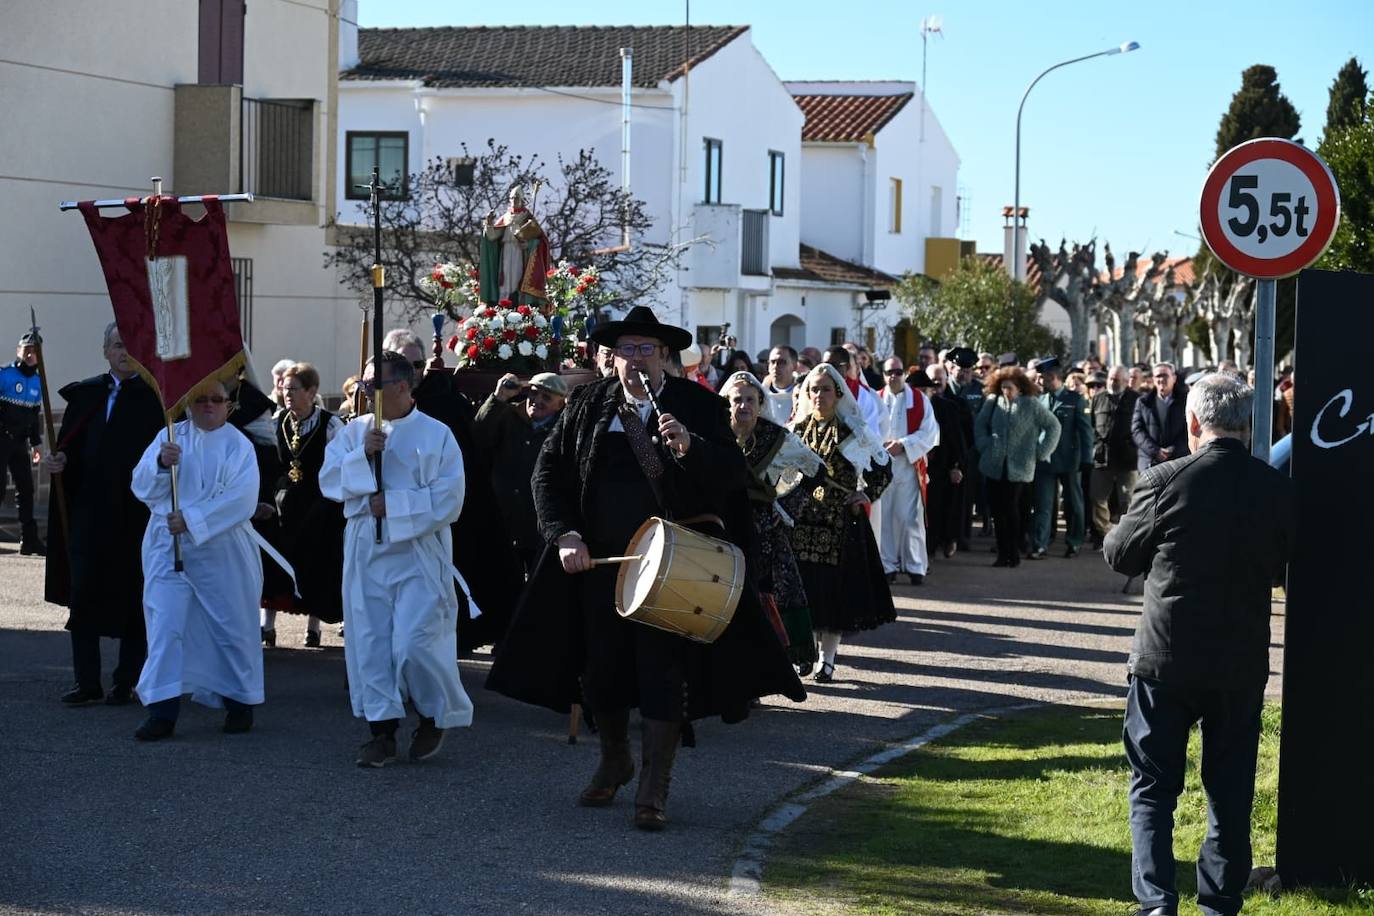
[614,343,660,358]
[193,396,229,405]
[884,369,904,376]
[359,378,407,394]
[282,385,305,394]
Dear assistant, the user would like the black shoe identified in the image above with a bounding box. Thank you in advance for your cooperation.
[1027,548,1046,560]
[106,686,134,706]
[304,629,321,648]
[814,662,836,684]
[261,627,276,648]
[19,522,45,556]
[223,706,254,734]
[796,660,813,678]
[61,685,104,705]
[908,573,924,586]
[993,557,1011,568]
[357,734,398,768]
[134,717,175,741]
[942,544,957,559]
[1064,545,1079,558]
[886,572,897,584]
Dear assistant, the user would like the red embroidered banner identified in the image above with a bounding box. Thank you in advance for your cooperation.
[78,196,245,416]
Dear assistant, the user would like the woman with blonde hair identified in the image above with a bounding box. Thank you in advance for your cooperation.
[720,371,823,674]
[974,367,1061,568]
[786,363,895,682]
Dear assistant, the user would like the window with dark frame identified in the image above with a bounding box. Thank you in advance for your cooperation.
[704,138,723,204]
[696,325,724,347]
[830,327,847,346]
[768,151,785,216]
[346,131,409,201]
[198,0,244,85]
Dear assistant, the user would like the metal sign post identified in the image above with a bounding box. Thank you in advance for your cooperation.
[1199,137,1341,462]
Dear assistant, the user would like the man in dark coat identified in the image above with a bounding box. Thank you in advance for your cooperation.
[1089,366,1139,549]
[487,306,805,831]
[43,323,164,705]
[1105,373,1293,916]
[1031,364,1093,558]
[945,348,986,547]
[385,329,524,652]
[472,370,567,576]
[1131,362,1190,471]
[912,368,967,558]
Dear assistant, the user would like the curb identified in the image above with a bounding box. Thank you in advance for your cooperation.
[727,702,1044,899]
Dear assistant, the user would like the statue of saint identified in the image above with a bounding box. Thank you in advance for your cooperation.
[480,185,550,307]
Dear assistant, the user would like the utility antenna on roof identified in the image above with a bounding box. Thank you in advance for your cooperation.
[919,15,943,143]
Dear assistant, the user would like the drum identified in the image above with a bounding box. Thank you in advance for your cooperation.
[614,517,745,644]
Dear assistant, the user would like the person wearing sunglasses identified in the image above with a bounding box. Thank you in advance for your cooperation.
[320,351,473,768]
[488,305,805,832]
[128,379,265,741]
[875,357,939,586]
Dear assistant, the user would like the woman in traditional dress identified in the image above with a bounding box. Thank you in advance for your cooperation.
[257,363,345,646]
[720,371,823,675]
[787,363,895,683]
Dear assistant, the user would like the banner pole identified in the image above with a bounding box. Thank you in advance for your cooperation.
[369,166,385,545]
[28,307,69,548]
[1251,278,1276,463]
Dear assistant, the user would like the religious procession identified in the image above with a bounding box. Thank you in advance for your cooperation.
[3,5,1369,916]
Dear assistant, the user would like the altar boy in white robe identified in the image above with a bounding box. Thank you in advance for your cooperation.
[130,380,264,741]
[320,351,473,768]
[875,357,940,585]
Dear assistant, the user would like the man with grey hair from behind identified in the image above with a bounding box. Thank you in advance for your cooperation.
[1105,372,1294,916]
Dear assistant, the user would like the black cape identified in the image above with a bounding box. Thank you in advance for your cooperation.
[44,374,164,637]
[486,375,807,723]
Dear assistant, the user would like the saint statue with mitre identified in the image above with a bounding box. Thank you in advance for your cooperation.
[479,185,551,307]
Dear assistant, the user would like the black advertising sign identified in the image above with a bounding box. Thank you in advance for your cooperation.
[1277,268,1374,887]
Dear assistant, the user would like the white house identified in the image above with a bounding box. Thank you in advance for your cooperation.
[781,81,962,357]
[0,0,354,390]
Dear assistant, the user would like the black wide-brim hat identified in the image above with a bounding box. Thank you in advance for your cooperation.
[588,305,693,352]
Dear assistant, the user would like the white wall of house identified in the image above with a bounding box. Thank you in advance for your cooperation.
[796,145,867,265]
[870,96,960,277]
[0,0,353,395]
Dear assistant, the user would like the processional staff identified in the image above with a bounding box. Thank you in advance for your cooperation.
[28,307,69,549]
[361,166,386,544]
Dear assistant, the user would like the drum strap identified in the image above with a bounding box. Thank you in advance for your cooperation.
[617,403,669,509]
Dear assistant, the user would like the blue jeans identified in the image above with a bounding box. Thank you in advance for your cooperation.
[1123,675,1264,916]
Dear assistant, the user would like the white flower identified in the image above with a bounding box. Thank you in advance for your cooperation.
[498,344,513,360]
[535,343,548,359]
[489,313,506,329]
[532,313,547,328]
[518,340,534,357]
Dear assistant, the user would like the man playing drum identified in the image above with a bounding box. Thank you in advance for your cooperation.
[487,305,805,831]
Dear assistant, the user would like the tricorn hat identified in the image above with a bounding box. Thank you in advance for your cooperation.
[906,369,939,389]
[588,305,693,352]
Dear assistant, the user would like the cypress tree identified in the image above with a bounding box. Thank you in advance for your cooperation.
[1324,57,1369,137]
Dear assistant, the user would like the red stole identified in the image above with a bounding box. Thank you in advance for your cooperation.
[905,391,929,506]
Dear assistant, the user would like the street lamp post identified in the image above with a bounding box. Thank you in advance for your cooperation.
[1012,41,1140,282]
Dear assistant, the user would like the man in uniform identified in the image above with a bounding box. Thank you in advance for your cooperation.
[488,306,804,831]
[1030,363,1093,559]
[44,323,164,705]
[1,331,46,555]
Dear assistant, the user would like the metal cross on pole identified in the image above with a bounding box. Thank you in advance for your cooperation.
[358,166,387,544]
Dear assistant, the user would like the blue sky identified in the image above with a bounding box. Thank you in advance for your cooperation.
[359,0,1372,262]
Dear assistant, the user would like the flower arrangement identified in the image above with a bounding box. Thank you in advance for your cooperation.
[447,299,558,372]
[420,261,480,319]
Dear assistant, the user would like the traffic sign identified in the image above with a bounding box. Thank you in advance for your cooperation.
[1200,138,1341,280]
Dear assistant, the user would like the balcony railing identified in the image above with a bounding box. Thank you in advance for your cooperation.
[241,97,313,200]
[741,208,770,276]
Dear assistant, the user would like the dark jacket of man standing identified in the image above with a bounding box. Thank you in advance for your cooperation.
[1105,373,1294,916]
[43,324,165,704]
[1131,363,1190,471]
[1089,367,1140,545]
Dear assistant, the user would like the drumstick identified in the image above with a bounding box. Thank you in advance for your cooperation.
[589,555,643,567]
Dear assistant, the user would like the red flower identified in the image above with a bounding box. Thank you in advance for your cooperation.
[524,325,539,340]
[439,279,453,289]
[468,269,478,279]
[465,326,479,341]
[517,305,531,316]
[431,266,444,280]
[484,307,498,318]
[545,269,556,278]
[466,345,480,360]
[482,337,497,351]
[446,334,460,351]
[568,267,581,277]
[498,298,514,307]
[583,274,597,286]
[576,283,588,294]
[503,329,518,342]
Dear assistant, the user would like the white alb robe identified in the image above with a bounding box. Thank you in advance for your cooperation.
[319,407,473,729]
[855,382,883,438]
[873,387,940,576]
[131,421,264,708]
[763,382,795,426]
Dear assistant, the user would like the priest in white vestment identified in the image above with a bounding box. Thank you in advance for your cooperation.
[130,380,264,741]
[875,358,940,585]
[320,351,473,769]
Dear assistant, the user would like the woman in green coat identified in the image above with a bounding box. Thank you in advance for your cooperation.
[974,367,1061,567]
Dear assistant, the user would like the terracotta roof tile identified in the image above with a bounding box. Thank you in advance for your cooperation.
[774,245,897,287]
[975,253,1042,288]
[793,93,913,143]
[1101,255,1195,287]
[343,25,747,89]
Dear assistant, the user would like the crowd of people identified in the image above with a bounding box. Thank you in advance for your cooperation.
[15,312,1292,863]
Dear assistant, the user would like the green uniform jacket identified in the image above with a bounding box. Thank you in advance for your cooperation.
[1040,387,1094,473]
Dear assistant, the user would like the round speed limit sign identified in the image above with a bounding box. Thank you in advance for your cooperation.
[1200,138,1341,279]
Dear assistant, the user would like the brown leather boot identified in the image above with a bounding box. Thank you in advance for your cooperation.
[633,718,682,831]
[577,707,634,807]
